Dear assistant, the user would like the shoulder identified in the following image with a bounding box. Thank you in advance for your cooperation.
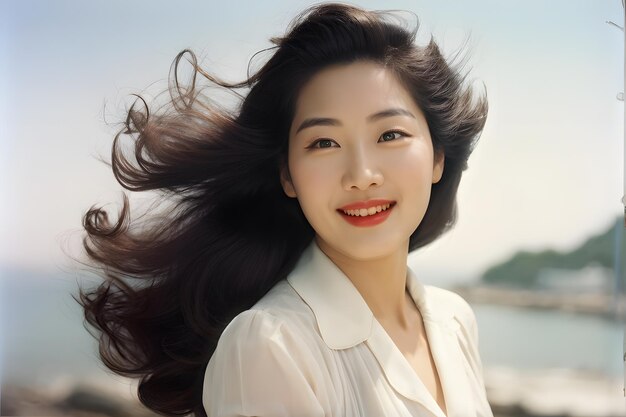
[422,284,489,400]
[218,308,283,344]
[213,280,321,359]
[204,306,316,379]
[423,284,478,338]
[216,306,309,356]
[251,278,312,316]
[248,278,321,335]
[203,303,330,416]
[424,284,475,316]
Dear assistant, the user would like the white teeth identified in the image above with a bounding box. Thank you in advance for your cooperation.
[342,203,392,217]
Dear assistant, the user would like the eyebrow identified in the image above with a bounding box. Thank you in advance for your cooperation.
[294,108,416,134]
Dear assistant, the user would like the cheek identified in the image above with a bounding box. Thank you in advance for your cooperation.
[386,146,434,184]
[291,164,336,229]
[387,151,435,214]
[289,156,337,208]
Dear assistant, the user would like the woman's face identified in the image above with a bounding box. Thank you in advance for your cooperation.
[281,60,444,260]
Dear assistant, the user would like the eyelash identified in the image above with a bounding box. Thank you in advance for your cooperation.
[306,130,410,150]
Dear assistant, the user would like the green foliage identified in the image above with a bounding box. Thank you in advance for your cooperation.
[481,217,626,288]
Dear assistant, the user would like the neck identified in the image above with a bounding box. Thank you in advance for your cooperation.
[315,237,416,329]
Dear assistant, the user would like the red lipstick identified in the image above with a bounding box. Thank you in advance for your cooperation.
[338,199,395,211]
[336,200,396,227]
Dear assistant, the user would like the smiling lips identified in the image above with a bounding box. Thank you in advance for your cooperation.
[340,202,394,217]
[336,199,397,227]
[337,199,396,211]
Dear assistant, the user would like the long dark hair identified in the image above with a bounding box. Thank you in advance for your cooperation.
[73,3,487,416]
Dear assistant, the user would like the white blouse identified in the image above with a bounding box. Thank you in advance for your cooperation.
[202,240,494,417]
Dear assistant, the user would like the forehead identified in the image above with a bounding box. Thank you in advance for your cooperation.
[292,61,417,122]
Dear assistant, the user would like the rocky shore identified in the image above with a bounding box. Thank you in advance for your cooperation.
[1,377,160,417]
[484,367,625,417]
[452,284,626,322]
[2,368,624,417]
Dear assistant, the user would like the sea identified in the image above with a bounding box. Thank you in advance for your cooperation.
[1,268,624,391]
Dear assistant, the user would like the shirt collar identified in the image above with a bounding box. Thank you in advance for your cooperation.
[286,239,454,350]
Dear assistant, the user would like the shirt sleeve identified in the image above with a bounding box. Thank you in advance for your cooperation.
[465,301,487,387]
[453,294,492,411]
[202,309,328,417]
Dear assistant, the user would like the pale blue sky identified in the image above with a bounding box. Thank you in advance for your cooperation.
[1,0,623,285]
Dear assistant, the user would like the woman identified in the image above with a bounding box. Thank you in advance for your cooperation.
[75,3,490,417]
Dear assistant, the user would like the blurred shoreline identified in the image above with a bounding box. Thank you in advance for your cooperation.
[2,375,159,417]
[484,367,625,417]
[2,367,624,417]
[452,283,626,322]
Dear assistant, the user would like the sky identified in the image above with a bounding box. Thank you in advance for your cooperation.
[1,0,624,286]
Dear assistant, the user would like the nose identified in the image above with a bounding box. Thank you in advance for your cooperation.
[341,146,384,191]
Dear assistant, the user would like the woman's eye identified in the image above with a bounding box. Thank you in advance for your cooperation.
[379,131,406,142]
[308,139,337,149]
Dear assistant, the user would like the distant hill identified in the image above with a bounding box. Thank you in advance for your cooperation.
[481,217,625,288]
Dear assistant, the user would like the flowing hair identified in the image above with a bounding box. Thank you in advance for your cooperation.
[72,3,487,416]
